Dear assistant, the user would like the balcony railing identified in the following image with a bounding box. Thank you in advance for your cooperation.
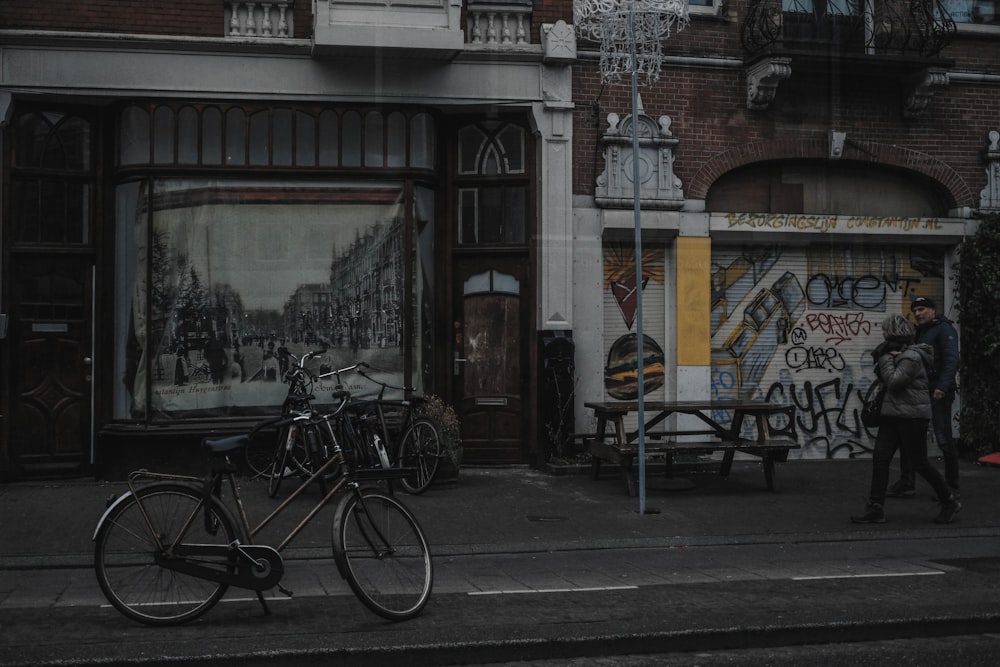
[741,0,957,58]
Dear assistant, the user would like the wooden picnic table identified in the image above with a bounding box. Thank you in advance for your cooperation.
[584,400,798,496]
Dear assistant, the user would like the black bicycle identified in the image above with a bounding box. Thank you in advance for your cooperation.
[351,365,444,494]
[93,398,433,626]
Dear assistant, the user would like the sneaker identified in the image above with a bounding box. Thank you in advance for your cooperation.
[934,497,962,524]
[851,502,886,524]
[887,480,915,498]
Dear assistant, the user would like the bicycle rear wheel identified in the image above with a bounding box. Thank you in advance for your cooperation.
[331,488,433,620]
[94,483,238,626]
[397,418,442,494]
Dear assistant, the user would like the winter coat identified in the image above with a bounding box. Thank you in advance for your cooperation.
[876,343,934,420]
[915,316,959,394]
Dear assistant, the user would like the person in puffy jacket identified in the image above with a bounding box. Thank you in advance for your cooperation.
[852,314,961,525]
[888,295,961,498]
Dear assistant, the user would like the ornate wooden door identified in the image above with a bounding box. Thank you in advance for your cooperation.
[452,259,529,464]
[8,256,93,477]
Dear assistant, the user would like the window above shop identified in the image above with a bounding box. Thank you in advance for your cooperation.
[118,104,436,171]
[312,0,465,58]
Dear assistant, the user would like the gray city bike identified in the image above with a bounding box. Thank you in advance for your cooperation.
[93,401,433,626]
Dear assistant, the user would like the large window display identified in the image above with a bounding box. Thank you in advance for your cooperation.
[115,179,434,421]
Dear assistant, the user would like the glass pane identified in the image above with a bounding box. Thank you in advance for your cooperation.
[504,187,526,243]
[458,125,485,174]
[295,111,316,166]
[319,110,339,166]
[415,185,435,392]
[479,187,503,243]
[115,181,145,419]
[225,108,246,165]
[177,107,199,165]
[202,107,223,165]
[342,111,362,167]
[14,112,51,167]
[387,112,406,168]
[120,106,151,166]
[117,180,409,420]
[273,109,293,166]
[364,111,384,167]
[409,113,435,168]
[497,124,524,174]
[249,111,269,165]
[11,180,40,241]
[464,271,491,295]
[55,115,91,170]
[492,271,520,295]
[459,189,477,244]
[153,106,175,164]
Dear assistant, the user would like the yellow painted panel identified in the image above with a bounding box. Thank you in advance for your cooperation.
[676,237,711,366]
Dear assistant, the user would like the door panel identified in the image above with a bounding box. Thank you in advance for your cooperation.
[8,256,93,477]
[453,260,528,464]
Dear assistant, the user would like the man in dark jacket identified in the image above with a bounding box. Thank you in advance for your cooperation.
[888,296,960,498]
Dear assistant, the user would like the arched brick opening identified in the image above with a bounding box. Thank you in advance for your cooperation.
[688,139,972,211]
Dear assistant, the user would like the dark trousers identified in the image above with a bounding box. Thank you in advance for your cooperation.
[897,394,959,489]
[872,417,951,505]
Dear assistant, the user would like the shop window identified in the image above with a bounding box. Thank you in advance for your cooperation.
[942,0,997,25]
[119,103,436,171]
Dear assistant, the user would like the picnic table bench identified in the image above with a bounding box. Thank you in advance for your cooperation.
[584,400,798,497]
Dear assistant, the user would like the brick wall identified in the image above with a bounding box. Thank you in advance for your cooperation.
[570,2,1000,209]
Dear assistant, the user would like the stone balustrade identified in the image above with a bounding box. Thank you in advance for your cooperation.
[225,1,294,39]
[466,0,533,46]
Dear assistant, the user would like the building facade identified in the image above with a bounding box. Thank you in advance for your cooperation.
[0,1,997,479]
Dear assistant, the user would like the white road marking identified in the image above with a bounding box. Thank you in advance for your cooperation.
[469,585,638,596]
[792,571,945,581]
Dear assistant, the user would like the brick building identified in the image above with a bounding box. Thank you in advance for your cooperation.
[0,1,997,479]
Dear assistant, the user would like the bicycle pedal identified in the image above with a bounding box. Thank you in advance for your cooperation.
[277,584,294,597]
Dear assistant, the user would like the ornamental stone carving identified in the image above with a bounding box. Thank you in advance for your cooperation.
[595,105,684,210]
[746,57,792,111]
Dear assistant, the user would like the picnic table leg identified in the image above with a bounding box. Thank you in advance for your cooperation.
[720,449,736,477]
[763,452,776,491]
[590,415,609,480]
[621,452,638,497]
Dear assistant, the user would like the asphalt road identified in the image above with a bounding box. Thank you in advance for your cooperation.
[3,533,1000,666]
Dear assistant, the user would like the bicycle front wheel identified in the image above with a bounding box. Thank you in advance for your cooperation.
[332,489,433,620]
[397,418,442,494]
[94,483,239,626]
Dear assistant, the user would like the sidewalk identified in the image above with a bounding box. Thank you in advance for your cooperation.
[2,456,998,567]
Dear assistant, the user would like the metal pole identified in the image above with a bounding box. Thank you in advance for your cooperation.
[629,5,647,515]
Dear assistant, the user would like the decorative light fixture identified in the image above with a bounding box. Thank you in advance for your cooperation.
[574,0,689,514]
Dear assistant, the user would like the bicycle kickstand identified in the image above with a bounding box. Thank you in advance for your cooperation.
[255,591,272,616]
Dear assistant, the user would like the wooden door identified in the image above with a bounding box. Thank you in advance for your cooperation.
[453,259,529,464]
[7,256,94,477]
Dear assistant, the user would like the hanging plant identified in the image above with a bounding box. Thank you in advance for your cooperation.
[957,212,1000,455]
